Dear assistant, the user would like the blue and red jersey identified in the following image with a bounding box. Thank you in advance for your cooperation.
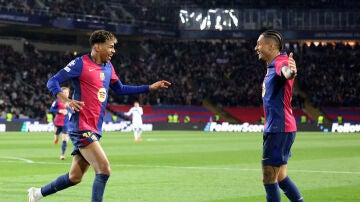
[262,53,296,132]
[50,99,69,127]
[47,54,150,135]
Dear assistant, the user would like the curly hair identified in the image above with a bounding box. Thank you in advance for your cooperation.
[89,30,117,46]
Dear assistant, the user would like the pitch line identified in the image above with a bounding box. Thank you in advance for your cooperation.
[115,164,360,175]
[2,158,359,175]
[0,156,34,163]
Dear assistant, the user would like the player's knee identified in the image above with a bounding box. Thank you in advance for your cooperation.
[262,167,278,184]
[68,173,83,184]
[97,162,111,175]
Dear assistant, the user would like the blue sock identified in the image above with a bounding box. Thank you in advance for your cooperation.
[61,141,67,154]
[41,173,75,196]
[92,174,110,202]
[279,176,304,202]
[264,183,281,202]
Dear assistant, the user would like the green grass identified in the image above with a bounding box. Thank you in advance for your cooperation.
[0,131,359,201]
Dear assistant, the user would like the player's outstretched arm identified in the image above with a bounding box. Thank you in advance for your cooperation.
[281,52,297,80]
[149,80,171,91]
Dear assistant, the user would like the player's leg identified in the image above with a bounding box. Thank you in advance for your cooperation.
[79,139,111,201]
[60,133,69,160]
[262,165,281,202]
[133,127,138,141]
[277,132,305,202]
[137,124,143,140]
[54,126,62,144]
[262,132,283,202]
[28,154,89,201]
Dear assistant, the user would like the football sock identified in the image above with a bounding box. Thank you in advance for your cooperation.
[41,173,75,196]
[279,176,304,202]
[264,183,281,202]
[92,174,109,202]
[61,140,67,154]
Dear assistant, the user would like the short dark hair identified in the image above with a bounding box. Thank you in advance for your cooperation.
[89,30,117,46]
[261,30,283,51]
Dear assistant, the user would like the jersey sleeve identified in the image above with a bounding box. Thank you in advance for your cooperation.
[49,100,59,113]
[275,55,288,77]
[46,57,83,95]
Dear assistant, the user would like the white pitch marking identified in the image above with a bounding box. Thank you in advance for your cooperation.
[1,159,360,175]
[0,156,34,163]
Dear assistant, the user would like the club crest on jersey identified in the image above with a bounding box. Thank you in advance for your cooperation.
[97,87,107,102]
[99,72,105,81]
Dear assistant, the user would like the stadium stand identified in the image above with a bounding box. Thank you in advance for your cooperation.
[322,107,360,124]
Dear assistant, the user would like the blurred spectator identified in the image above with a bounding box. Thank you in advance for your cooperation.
[0,38,358,120]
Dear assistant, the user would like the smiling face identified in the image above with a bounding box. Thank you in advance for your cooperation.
[254,34,279,65]
[98,40,116,63]
[89,30,117,64]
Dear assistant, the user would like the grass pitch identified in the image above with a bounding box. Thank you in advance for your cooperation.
[0,131,359,201]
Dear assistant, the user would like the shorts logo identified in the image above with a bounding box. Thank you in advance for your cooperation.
[97,88,107,102]
[82,131,92,138]
[82,132,98,141]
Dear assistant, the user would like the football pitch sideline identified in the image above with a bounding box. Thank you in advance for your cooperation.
[0,131,359,201]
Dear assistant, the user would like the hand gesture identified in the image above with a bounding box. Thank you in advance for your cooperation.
[288,52,297,76]
[149,80,171,91]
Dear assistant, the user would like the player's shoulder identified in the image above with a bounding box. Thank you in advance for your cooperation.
[274,54,288,68]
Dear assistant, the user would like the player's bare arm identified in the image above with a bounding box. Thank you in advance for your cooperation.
[56,91,84,112]
[281,52,297,80]
[149,80,171,91]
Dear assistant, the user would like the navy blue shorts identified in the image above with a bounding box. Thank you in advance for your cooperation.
[54,125,68,135]
[262,132,296,166]
[69,131,101,156]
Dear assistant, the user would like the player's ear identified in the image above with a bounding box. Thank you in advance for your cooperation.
[93,44,101,51]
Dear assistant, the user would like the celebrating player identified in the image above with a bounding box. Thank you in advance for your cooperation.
[49,86,71,160]
[28,30,171,202]
[255,30,304,202]
[124,101,143,142]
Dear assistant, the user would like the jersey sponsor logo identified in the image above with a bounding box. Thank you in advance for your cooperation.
[97,88,107,102]
[89,68,96,71]
[64,60,76,72]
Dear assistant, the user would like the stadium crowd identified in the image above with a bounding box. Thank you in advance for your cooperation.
[0,38,358,120]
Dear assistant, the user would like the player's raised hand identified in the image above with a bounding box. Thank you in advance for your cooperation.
[288,52,297,75]
[149,80,171,91]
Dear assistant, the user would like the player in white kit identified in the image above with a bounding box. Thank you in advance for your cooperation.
[125,101,143,142]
